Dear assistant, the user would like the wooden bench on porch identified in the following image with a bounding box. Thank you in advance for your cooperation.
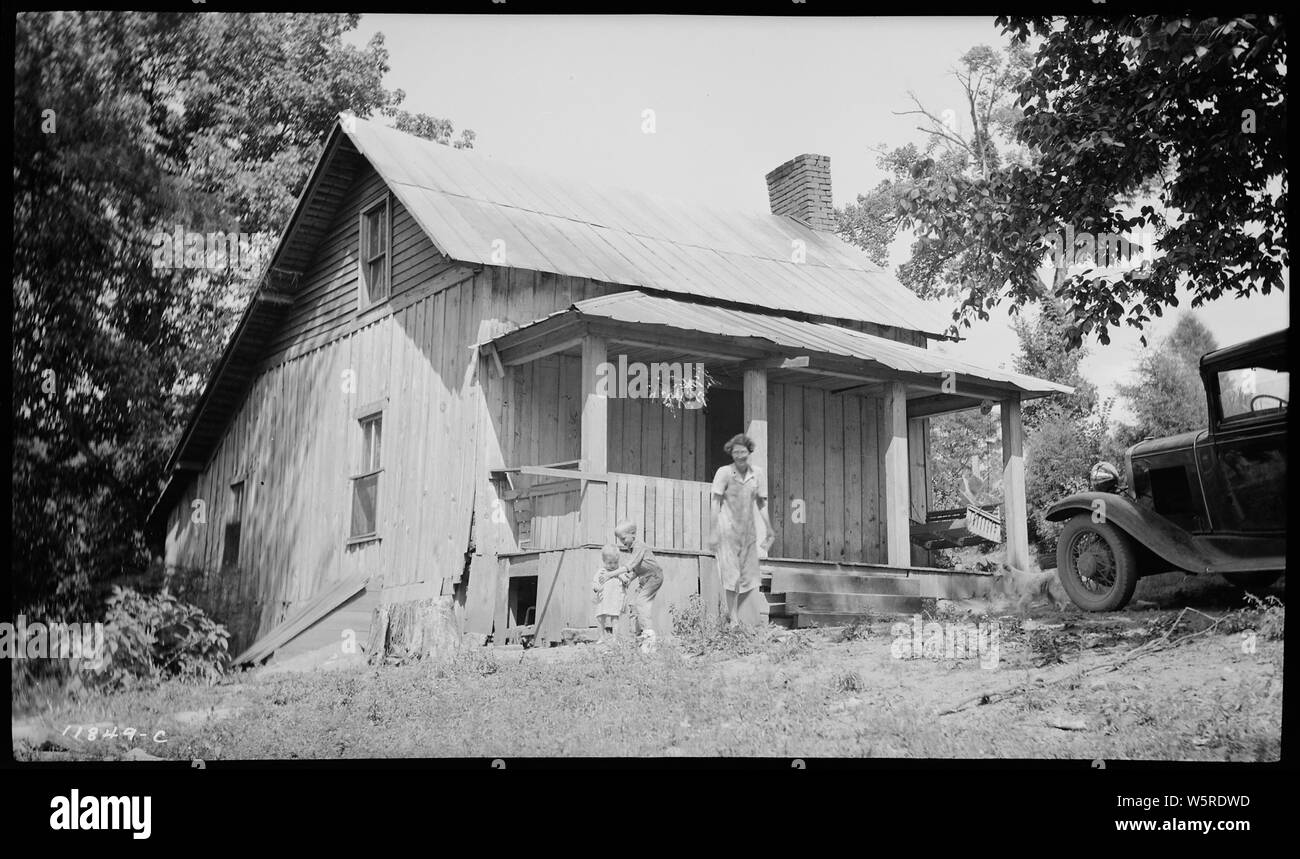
[909,503,1004,551]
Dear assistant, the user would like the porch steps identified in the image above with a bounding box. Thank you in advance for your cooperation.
[761,566,927,629]
[758,574,793,629]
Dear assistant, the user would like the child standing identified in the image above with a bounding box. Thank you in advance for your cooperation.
[598,521,663,653]
[592,545,629,643]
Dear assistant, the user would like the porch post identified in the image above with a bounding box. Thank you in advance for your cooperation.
[742,368,768,474]
[581,334,608,545]
[1000,398,1031,571]
[882,382,911,566]
[743,367,769,553]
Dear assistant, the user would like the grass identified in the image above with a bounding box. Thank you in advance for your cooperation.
[14,590,1283,762]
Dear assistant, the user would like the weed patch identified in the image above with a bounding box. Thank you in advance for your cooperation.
[832,670,864,693]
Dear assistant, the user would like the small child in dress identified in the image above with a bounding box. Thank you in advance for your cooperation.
[592,544,630,643]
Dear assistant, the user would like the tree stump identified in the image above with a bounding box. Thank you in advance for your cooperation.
[368,596,462,663]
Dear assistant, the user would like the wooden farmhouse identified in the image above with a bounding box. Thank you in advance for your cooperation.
[147,115,1070,662]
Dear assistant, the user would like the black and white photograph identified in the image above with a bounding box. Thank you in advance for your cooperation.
[8,6,1288,790]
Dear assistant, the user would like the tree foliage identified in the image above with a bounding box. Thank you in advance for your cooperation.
[837,44,1034,302]
[840,17,1286,349]
[1113,315,1219,447]
[927,409,1001,511]
[1012,299,1099,430]
[1024,411,1109,551]
[1002,15,1287,348]
[13,12,472,614]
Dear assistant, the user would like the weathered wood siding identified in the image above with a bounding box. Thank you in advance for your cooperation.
[606,473,713,552]
[505,354,582,468]
[608,397,708,482]
[265,163,454,364]
[166,313,402,644]
[765,383,890,564]
[163,194,605,647]
[476,547,708,645]
[488,357,708,480]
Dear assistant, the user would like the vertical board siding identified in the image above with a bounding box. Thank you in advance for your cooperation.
[265,165,457,362]
[606,397,706,481]
[607,473,713,552]
[166,270,500,645]
[765,382,887,563]
[508,548,703,646]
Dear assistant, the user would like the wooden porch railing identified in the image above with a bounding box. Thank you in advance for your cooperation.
[605,472,714,552]
[497,467,714,553]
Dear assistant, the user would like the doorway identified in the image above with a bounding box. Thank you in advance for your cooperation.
[704,387,745,478]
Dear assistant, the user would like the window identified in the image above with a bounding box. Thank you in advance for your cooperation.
[350,413,383,540]
[1216,365,1289,422]
[222,481,244,571]
[359,196,390,308]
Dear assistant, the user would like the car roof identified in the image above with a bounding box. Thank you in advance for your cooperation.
[1200,328,1288,370]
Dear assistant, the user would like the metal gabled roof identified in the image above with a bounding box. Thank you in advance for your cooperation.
[340,115,954,338]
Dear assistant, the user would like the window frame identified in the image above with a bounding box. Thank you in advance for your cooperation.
[348,411,384,543]
[357,194,391,311]
[1206,354,1289,432]
[222,480,245,572]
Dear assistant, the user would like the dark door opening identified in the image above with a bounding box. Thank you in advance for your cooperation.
[704,387,745,479]
[507,576,537,629]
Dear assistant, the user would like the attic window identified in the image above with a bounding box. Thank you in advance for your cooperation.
[359,195,390,309]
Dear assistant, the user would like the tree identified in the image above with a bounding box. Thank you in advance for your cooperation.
[999,15,1286,347]
[13,12,473,614]
[842,18,1285,349]
[1012,298,1099,430]
[1024,412,1107,552]
[1113,315,1219,447]
[390,109,476,150]
[837,44,1035,303]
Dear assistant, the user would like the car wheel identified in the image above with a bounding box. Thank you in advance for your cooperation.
[1056,514,1140,611]
[1222,571,1282,592]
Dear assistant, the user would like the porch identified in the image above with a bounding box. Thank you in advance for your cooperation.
[466,291,1071,641]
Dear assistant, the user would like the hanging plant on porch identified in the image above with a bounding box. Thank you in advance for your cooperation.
[651,364,718,413]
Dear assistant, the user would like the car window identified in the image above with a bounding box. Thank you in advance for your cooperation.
[1218,366,1289,421]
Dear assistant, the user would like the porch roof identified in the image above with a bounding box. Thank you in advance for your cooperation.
[483,291,1074,405]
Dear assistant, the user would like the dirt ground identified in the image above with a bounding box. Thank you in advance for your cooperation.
[11,571,1283,762]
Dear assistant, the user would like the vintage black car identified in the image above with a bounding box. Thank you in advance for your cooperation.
[1046,329,1287,611]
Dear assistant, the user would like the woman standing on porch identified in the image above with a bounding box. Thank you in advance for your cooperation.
[709,434,776,628]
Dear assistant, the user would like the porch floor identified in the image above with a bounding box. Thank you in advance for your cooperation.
[757,557,994,629]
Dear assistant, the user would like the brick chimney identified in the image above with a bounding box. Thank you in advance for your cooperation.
[765,154,835,232]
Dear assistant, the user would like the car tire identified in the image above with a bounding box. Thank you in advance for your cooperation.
[1222,571,1282,592]
[1056,513,1140,611]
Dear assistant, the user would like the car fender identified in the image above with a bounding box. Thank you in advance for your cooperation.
[1045,492,1214,574]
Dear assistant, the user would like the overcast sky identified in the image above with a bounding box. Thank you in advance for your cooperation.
[347,15,1290,416]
